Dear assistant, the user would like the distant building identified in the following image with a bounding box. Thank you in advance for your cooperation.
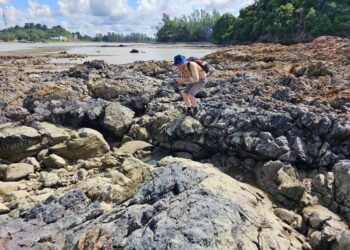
[50,36,67,41]
[73,33,79,41]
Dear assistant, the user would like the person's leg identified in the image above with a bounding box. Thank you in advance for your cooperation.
[188,80,205,113]
[188,94,197,107]
[182,92,191,108]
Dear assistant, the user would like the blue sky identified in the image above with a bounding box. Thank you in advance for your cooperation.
[0,0,254,35]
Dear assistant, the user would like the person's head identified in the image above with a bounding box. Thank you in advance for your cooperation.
[173,54,186,70]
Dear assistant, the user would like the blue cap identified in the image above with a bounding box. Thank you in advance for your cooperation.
[173,54,186,66]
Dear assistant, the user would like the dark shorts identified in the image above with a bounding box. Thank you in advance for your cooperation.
[184,79,207,96]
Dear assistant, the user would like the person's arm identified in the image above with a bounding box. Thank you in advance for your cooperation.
[188,62,199,83]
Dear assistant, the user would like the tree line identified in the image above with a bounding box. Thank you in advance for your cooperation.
[0,23,71,42]
[0,23,154,43]
[86,32,154,42]
[156,0,350,43]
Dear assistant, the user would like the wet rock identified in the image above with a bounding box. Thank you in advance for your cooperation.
[101,102,135,138]
[171,140,207,159]
[50,128,110,160]
[130,49,139,53]
[0,163,34,181]
[42,154,68,169]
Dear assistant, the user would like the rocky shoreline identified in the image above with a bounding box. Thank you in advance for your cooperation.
[0,36,350,249]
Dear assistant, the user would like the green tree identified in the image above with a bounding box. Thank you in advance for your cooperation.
[212,13,236,43]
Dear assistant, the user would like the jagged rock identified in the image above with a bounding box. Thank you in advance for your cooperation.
[4,106,30,121]
[31,122,71,145]
[72,169,88,183]
[40,172,60,188]
[334,160,350,219]
[76,156,151,203]
[333,231,350,250]
[42,154,68,169]
[305,62,333,77]
[101,102,135,138]
[312,172,334,207]
[83,60,108,70]
[127,124,150,141]
[0,163,34,181]
[303,205,345,229]
[79,157,103,170]
[0,158,310,249]
[303,205,349,249]
[0,126,43,161]
[257,160,307,206]
[179,116,204,134]
[50,128,110,160]
[20,157,41,171]
[274,207,303,230]
[36,149,49,162]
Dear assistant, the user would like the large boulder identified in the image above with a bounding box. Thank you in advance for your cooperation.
[42,154,68,169]
[101,102,135,138]
[0,163,34,181]
[302,205,349,249]
[50,128,110,160]
[0,158,312,249]
[0,126,43,162]
[334,160,350,219]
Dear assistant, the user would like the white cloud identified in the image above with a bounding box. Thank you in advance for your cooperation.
[1,0,254,36]
[0,0,11,4]
[0,0,55,29]
[57,0,130,16]
[57,0,90,16]
[28,0,52,18]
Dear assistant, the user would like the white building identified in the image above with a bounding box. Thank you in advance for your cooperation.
[50,36,67,41]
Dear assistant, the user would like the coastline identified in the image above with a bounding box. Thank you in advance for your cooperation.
[0,36,349,249]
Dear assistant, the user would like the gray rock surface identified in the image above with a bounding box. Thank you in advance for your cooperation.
[0,126,43,161]
[101,102,135,138]
[0,158,311,249]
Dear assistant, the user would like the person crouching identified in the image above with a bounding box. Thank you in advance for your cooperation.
[173,54,207,116]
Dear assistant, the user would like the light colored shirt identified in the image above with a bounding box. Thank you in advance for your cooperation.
[181,62,207,83]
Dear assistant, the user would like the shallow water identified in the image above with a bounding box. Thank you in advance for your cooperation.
[0,42,217,65]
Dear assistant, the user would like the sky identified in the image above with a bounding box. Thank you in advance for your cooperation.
[0,0,254,36]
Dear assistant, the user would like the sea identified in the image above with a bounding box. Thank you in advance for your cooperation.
[0,42,217,64]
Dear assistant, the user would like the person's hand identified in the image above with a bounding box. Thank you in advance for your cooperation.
[175,77,186,84]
